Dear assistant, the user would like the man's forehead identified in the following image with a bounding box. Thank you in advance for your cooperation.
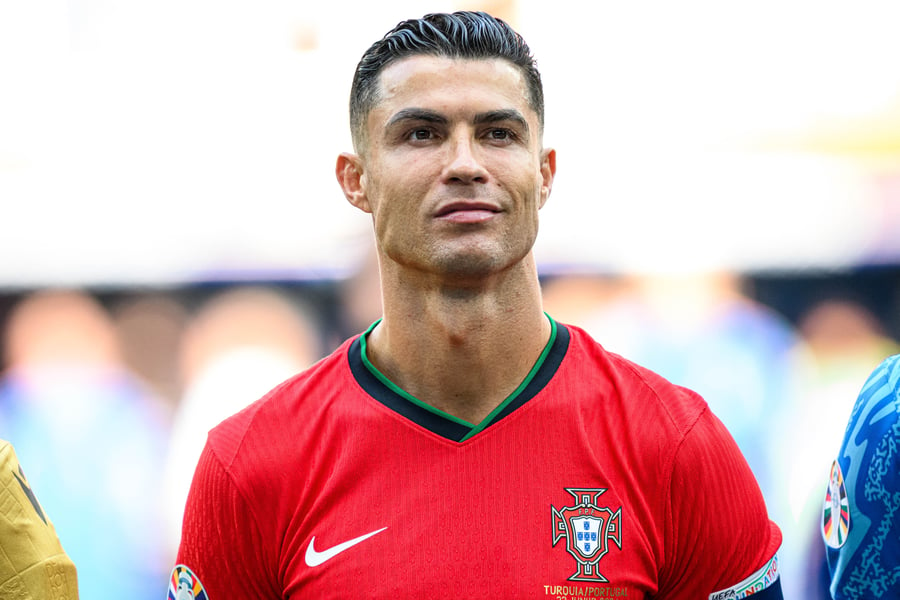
[372,55,533,119]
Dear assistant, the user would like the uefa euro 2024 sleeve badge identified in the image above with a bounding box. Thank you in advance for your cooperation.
[822,459,850,549]
[168,565,210,600]
[552,488,623,582]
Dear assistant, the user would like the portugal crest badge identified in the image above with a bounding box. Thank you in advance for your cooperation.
[552,488,622,582]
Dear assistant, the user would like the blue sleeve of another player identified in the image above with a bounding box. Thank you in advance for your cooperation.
[824,354,900,600]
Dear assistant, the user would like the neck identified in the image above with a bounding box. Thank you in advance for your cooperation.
[365,258,550,424]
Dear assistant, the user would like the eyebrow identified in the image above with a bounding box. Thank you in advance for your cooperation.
[386,108,448,128]
[473,109,529,134]
[386,108,530,136]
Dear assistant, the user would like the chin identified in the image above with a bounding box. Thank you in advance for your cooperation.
[434,246,527,281]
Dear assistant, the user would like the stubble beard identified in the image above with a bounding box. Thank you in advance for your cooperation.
[417,229,537,289]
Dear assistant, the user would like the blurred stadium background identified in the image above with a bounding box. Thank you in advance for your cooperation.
[1,1,899,598]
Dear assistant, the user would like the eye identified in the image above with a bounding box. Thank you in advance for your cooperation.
[408,128,436,141]
[484,128,516,143]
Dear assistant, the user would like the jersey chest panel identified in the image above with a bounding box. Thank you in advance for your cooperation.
[276,399,659,599]
[189,327,782,599]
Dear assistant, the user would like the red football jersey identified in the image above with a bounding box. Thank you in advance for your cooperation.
[174,320,782,599]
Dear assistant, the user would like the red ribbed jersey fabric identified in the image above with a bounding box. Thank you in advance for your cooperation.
[176,321,782,599]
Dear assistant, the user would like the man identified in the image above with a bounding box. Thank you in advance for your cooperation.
[823,354,900,599]
[0,439,80,599]
[172,11,783,598]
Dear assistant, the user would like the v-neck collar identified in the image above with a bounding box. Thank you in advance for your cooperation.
[347,315,570,442]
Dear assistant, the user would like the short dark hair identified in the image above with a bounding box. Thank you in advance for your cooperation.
[348,11,544,151]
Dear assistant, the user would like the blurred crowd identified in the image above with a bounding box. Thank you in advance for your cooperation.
[0,258,896,599]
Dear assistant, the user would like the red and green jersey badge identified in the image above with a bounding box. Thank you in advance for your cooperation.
[551,488,623,582]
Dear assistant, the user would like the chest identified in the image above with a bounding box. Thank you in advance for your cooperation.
[273,421,662,599]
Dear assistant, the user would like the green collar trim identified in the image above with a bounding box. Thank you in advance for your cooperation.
[359,315,558,441]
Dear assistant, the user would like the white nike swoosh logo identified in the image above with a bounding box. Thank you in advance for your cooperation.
[304,527,388,567]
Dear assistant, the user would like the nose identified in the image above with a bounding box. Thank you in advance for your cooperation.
[444,133,488,184]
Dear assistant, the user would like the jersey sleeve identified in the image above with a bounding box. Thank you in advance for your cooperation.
[825,353,900,600]
[656,407,783,599]
[174,441,281,599]
[0,441,80,599]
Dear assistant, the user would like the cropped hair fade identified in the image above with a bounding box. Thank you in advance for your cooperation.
[348,11,544,151]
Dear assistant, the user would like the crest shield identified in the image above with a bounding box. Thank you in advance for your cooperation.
[571,516,603,558]
[552,488,622,582]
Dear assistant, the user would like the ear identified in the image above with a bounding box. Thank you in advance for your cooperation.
[335,152,372,213]
[538,148,556,209]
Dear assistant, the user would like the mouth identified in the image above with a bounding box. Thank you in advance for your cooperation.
[434,201,501,223]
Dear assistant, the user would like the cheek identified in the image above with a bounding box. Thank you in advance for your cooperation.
[369,153,432,192]
[497,158,543,191]
[367,185,417,238]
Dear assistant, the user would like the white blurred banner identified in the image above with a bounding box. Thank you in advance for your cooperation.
[2,0,899,285]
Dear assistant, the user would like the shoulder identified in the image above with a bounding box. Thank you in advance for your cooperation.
[842,353,900,453]
[824,354,900,597]
[203,337,358,476]
[179,338,361,570]
[0,440,21,496]
[0,439,80,597]
[0,439,12,467]
[560,326,782,597]
[852,353,900,421]
[207,337,355,451]
[837,353,900,474]
[557,323,725,496]
[561,322,709,437]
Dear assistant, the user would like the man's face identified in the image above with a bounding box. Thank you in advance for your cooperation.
[345,55,555,284]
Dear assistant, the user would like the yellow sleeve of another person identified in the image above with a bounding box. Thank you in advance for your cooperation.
[0,439,79,599]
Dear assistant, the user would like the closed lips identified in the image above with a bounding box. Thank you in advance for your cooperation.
[435,202,500,216]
